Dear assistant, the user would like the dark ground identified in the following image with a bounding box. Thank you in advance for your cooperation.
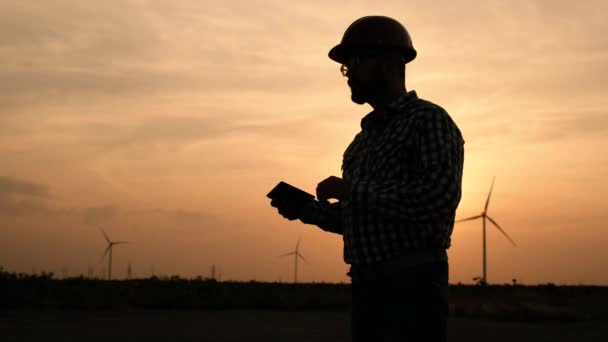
[1,309,606,342]
[2,274,607,341]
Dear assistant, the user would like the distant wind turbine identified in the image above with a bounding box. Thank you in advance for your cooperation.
[99,228,130,280]
[456,176,516,284]
[280,237,308,283]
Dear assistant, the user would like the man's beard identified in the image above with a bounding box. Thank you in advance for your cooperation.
[349,74,384,105]
[350,83,368,104]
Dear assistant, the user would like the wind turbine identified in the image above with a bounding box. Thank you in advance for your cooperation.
[280,237,308,283]
[456,176,516,284]
[99,228,129,280]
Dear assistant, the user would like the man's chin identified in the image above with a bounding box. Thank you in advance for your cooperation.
[351,92,367,105]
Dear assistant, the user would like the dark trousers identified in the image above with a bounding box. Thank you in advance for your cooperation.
[350,261,449,342]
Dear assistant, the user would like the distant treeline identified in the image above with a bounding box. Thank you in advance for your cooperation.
[0,267,350,311]
[1,268,607,323]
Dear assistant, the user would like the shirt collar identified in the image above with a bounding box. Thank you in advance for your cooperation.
[387,90,418,113]
[360,90,418,130]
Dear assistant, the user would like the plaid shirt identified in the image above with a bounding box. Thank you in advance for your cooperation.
[306,91,464,265]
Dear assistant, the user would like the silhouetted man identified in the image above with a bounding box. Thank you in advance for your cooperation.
[271,16,464,342]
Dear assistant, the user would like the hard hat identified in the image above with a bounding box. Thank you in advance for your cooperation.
[328,16,417,64]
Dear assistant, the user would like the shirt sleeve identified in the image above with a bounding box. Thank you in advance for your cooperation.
[299,200,344,235]
[350,108,464,222]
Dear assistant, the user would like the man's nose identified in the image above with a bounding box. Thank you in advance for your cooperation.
[345,67,352,78]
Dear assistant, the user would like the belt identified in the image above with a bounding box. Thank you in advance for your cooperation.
[348,248,448,282]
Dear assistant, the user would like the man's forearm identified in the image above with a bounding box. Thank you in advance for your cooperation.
[299,201,344,235]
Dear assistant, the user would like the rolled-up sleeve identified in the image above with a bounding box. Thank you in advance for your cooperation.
[300,200,345,235]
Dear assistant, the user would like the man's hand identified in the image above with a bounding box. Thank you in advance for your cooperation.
[316,176,351,202]
[270,199,304,221]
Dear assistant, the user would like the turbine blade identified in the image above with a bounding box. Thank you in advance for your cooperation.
[487,215,516,246]
[279,252,296,257]
[99,227,111,244]
[99,245,111,264]
[297,253,308,263]
[455,214,482,223]
[484,176,495,213]
[113,241,130,245]
[296,236,301,251]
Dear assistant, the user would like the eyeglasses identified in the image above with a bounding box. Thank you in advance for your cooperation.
[339,53,406,77]
[339,56,361,77]
[340,64,349,77]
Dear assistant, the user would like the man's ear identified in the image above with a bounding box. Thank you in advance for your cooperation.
[379,60,399,82]
[378,60,392,81]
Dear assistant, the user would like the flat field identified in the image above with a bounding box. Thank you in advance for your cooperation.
[2,275,607,341]
[1,309,606,342]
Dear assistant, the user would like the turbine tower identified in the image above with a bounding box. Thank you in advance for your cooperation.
[99,228,129,280]
[456,176,516,284]
[280,237,307,283]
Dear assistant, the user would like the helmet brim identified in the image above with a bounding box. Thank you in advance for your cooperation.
[328,44,349,64]
[328,44,417,64]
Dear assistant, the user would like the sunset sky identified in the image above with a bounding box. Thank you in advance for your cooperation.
[1,0,607,284]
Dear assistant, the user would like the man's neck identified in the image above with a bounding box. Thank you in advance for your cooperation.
[368,86,407,118]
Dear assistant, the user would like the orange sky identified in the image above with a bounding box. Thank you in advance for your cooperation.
[1,0,607,284]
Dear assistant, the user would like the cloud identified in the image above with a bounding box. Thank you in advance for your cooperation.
[0,176,50,198]
[0,176,52,216]
[174,209,214,228]
[0,175,219,228]
[520,110,608,143]
[0,196,49,217]
[83,205,118,226]
[0,0,337,114]
[41,112,341,153]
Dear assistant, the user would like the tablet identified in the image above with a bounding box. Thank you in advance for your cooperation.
[267,181,315,205]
